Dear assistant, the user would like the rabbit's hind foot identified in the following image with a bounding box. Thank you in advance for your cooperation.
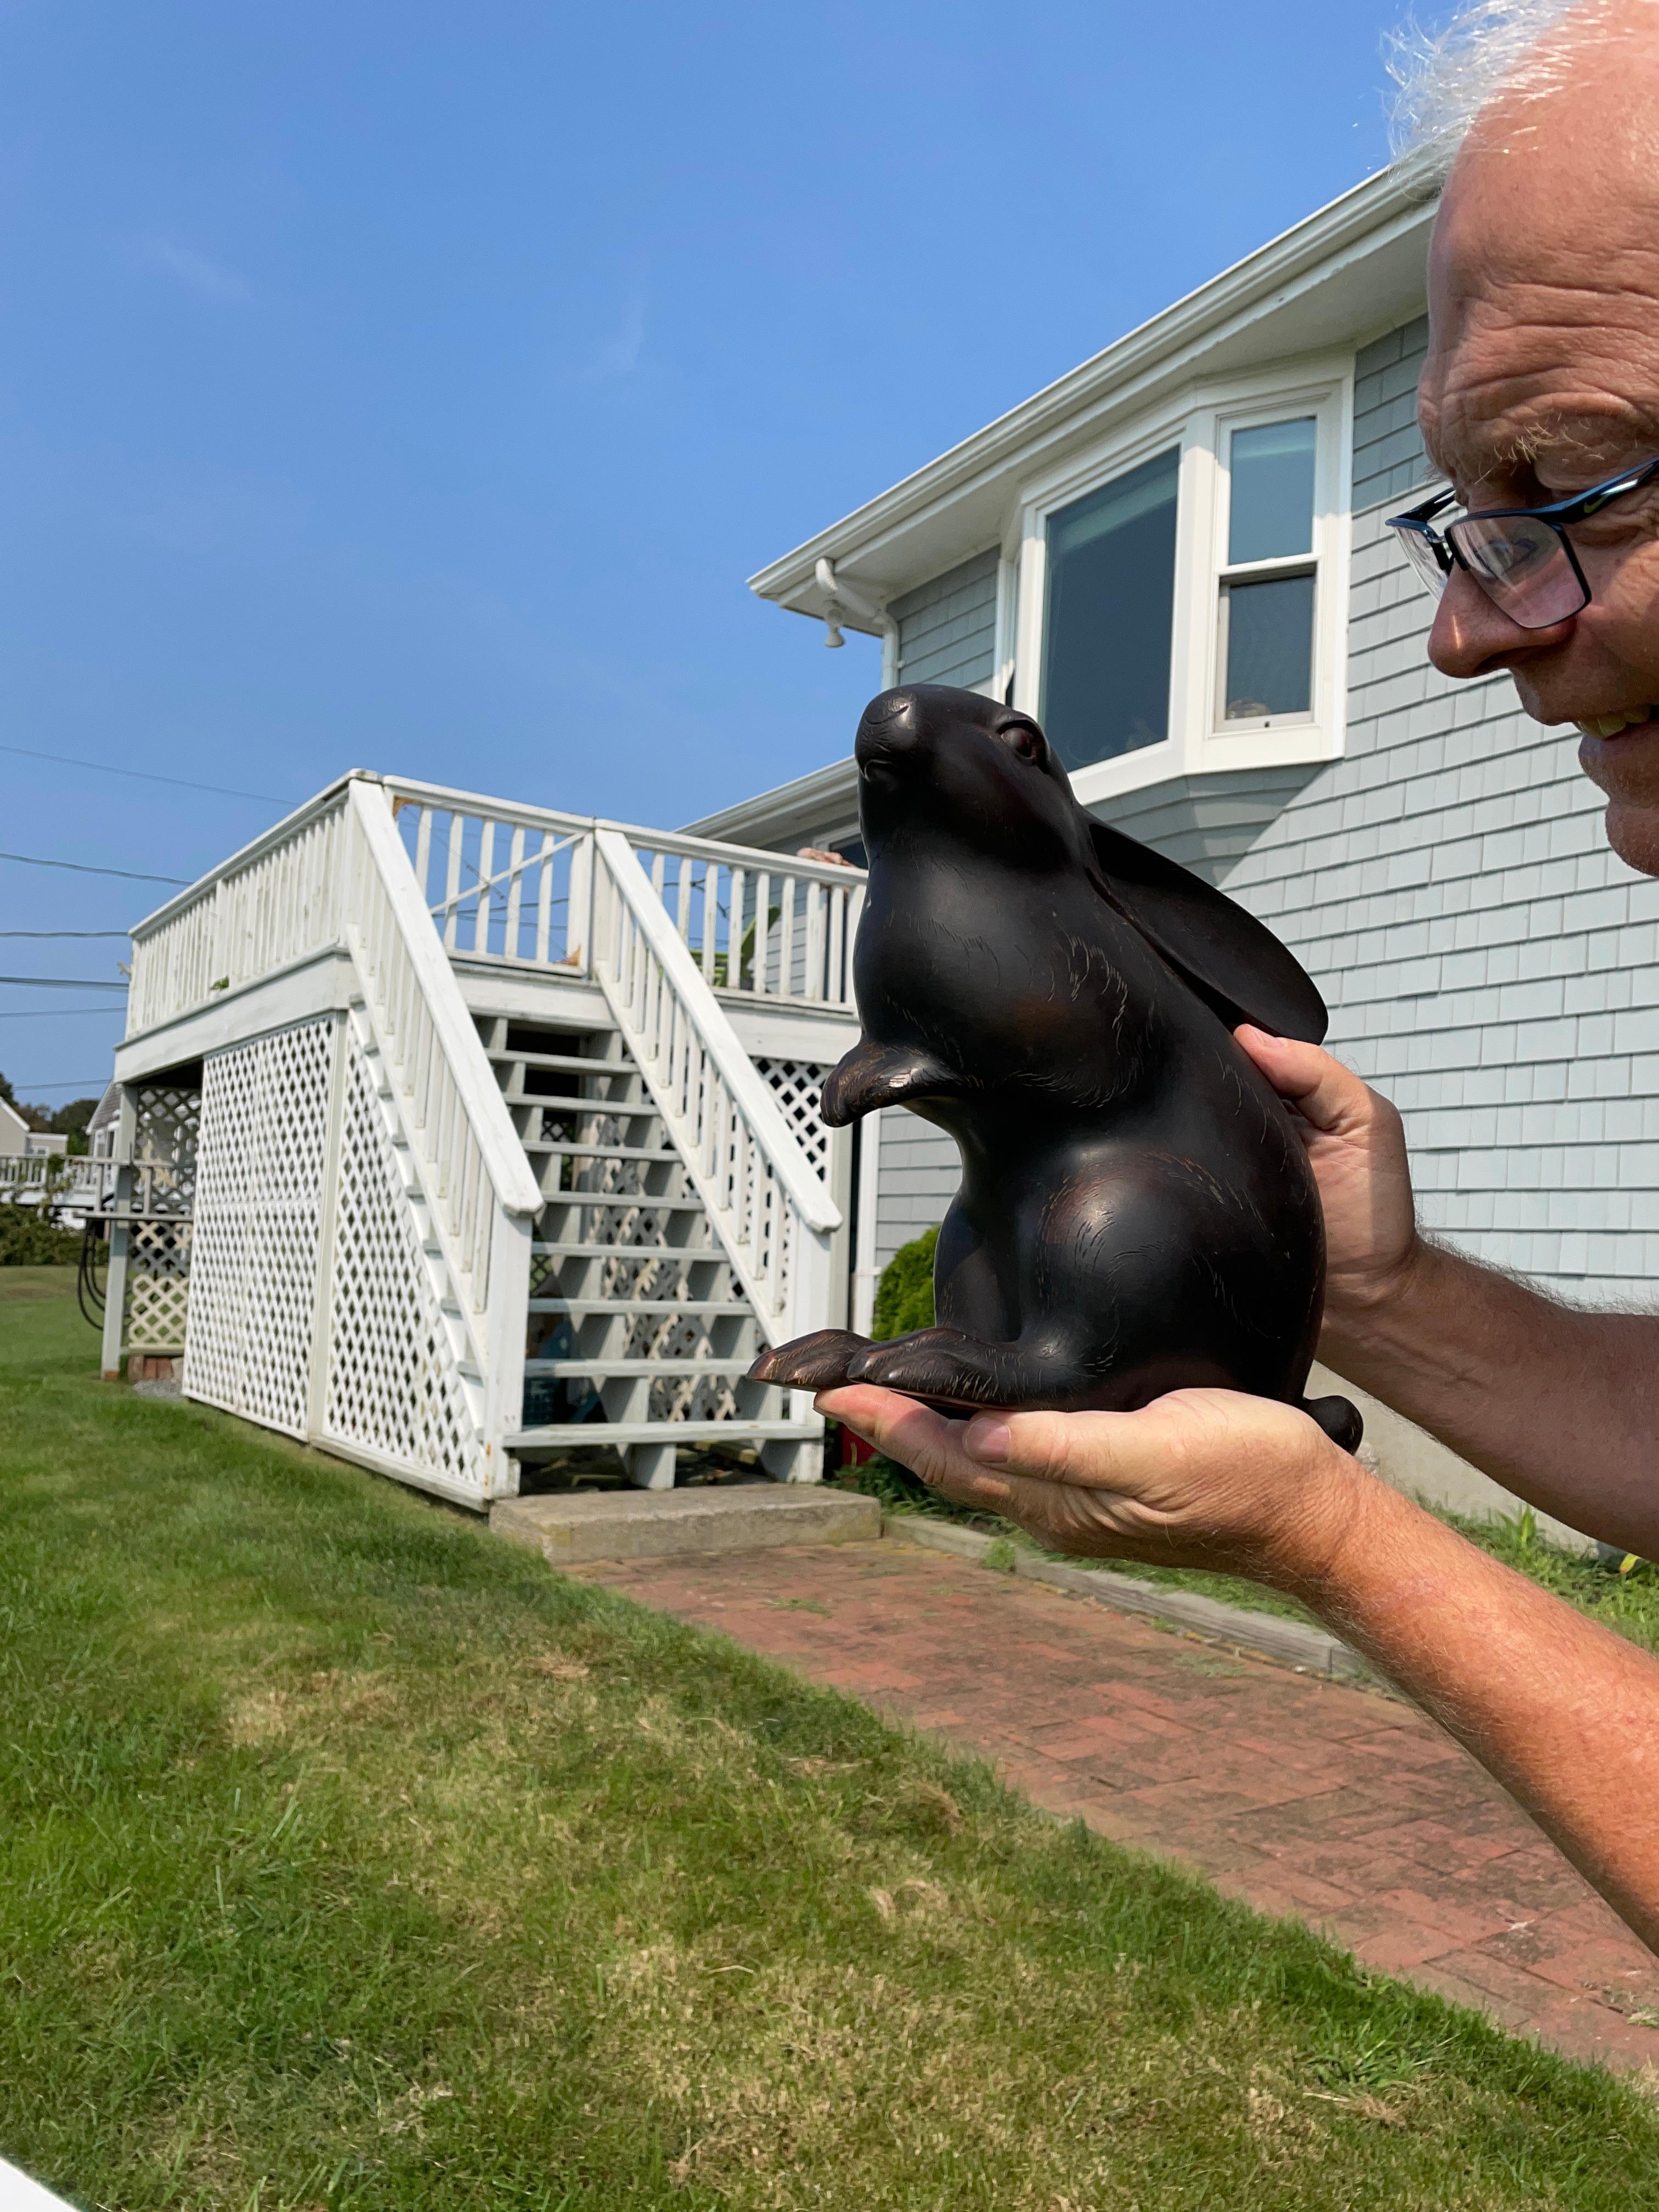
[747,1329,870,1391]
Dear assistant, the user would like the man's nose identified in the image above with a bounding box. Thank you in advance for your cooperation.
[1427,565,1576,679]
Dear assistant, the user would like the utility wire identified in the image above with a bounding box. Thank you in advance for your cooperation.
[0,930,131,939]
[0,851,188,885]
[0,1007,125,1018]
[9,1076,107,1091]
[0,977,127,990]
[0,741,289,806]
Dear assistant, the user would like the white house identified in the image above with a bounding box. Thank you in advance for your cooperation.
[0,1097,67,1159]
[95,154,1649,1532]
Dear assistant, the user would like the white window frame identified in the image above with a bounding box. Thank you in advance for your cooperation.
[1009,354,1352,812]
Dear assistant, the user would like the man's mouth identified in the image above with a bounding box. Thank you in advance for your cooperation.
[1576,708,1659,737]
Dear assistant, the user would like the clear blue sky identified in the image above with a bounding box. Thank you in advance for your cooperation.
[1,0,1444,1105]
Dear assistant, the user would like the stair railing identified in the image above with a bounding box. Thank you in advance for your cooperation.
[341,780,543,1472]
[592,828,842,1346]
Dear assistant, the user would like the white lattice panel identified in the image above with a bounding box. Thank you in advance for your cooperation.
[133,1083,200,1215]
[127,1222,193,1351]
[184,1020,335,1438]
[322,1034,486,1496]
[754,1059,833,1181]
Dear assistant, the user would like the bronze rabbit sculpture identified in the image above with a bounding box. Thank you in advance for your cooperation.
[748,684,1362,1452]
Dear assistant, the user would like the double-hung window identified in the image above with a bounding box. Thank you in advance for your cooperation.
[1217,417,1318,726]
[1015,368,1349,806]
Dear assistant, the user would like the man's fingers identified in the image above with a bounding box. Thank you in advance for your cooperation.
[1234,1025,1374,1138]
[819,1386,1143,1538]
[961,1407,1142,1491]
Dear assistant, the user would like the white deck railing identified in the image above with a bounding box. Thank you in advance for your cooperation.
[592,829,839,1345]
[383,777,864,1011]
[127,774,866,1037]
[126,789,347,1035]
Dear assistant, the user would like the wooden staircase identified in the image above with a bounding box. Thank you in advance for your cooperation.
[114,772,861,1510]
[481,1017,823,1487]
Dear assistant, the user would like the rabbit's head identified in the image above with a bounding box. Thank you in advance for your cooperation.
[854,686,1093,877]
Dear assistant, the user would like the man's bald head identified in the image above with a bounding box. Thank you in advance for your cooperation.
[1410,1,1659,872]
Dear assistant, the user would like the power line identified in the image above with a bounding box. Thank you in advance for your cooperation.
[0,930,131,939]
[0,976,127,991]
[0,851,188,885]
[0,1007,125,1018]
[7,1077,108,1092]
[0,740,289,805]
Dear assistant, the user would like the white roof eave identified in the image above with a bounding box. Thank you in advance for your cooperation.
[751,156,1440,617]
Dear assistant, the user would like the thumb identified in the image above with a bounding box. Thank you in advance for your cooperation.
[1234,1025,1372,1138]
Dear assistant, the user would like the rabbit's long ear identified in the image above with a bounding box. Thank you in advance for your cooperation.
[1087,820,1328,1043]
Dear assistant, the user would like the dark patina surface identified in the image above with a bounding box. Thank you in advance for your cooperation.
[749,685,1361,1451]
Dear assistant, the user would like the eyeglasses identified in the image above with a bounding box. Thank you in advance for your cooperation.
[1387,455,1659,629]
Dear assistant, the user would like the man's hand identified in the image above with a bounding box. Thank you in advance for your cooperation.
[1234,1026,1421,1328]
[817,1383,1372,1595]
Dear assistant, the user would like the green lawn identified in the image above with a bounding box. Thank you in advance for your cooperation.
[4,1271,1658,2211]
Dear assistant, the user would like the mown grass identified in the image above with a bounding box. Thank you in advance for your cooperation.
[4,1272,1658,2211]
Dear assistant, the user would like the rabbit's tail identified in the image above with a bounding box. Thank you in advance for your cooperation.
[1301,1393,1364,1456]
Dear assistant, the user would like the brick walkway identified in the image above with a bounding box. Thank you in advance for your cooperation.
[587,1534,1659,2074]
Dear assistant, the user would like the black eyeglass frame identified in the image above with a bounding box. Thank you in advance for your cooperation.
[1387,454,1659,628]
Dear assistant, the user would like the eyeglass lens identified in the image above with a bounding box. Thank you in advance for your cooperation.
[1447,515,1588,627]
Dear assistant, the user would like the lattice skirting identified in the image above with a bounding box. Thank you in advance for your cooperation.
[126,1222,193,1352]
[319,1029,487,1496]
[184,1019,335,1437]
[753,1058,833,1181]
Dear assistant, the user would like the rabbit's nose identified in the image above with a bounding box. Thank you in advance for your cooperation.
[856,689,922,765]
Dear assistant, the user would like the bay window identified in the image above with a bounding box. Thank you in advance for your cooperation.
[1014,366,1350,805]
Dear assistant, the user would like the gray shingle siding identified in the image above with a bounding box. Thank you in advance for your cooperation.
[873,1109,958,1272]
[1353,317,1432,511]
[893,549,999,691]
[1222,501,1659,1311]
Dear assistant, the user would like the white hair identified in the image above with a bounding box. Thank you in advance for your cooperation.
[1387,1,1632,174]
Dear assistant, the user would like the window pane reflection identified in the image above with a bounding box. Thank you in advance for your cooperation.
[1041,448,1180,770]
[1229,419,1316,565]
[1224,573,1314,719]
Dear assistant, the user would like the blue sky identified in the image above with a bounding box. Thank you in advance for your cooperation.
[1,0,1443,1104]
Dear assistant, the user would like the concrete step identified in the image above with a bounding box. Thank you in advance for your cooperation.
[532,1240,725,1259]
[491,1481,878,1566]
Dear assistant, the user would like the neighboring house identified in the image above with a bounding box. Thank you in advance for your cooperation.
[0,1096,67,1159]
[699,153,1659,1459]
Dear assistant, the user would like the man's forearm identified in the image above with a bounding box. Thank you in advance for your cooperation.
[1322,1239,1659,1557]
[1292,1478,1659,1953]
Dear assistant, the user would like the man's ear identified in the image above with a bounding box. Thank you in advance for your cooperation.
[1086,819,1329,1044]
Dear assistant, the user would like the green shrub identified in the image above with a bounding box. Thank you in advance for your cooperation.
[871,1223,937,1339]
[0,1205,83,1266]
